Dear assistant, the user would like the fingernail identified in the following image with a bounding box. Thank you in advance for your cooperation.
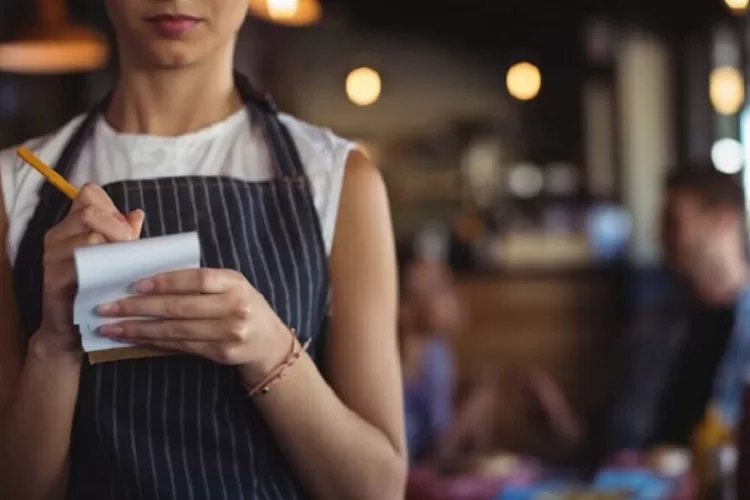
[135,279,154,293]
[99,324,123,336]
[97,302,119,315]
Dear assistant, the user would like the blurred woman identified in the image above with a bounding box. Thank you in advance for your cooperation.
[400,253,497,465]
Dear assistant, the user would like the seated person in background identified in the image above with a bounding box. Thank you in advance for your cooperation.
[609,167,750,451]
[399,252,497,466]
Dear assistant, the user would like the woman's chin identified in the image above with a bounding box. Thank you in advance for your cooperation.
[148,50,199,69]
[132,42,210,70]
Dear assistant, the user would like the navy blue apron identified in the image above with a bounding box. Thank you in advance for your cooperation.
[12,72,330,499]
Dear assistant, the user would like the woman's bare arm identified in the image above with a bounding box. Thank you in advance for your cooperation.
[253,149,407,499]
[0,178,22,407]
[0,174,83,500]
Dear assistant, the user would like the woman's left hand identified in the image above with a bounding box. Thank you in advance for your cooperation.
[97,269,291,382]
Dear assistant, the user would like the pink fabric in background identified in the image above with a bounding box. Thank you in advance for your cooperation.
[406,466,514,500]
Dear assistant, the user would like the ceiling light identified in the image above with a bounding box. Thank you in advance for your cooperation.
[710,66,745,115]
[0,0,109,74]
[506,62,542,101]
[725,0,749,12]
[248,0,322,27]
[346,67,381,106]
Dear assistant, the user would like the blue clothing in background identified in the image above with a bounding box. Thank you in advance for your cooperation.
[404,337,455,461]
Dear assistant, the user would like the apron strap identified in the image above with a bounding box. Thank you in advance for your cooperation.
[53,97,111,179]
[233,71,305,180]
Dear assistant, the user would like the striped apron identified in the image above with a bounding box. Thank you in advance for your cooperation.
[12,73,330,499]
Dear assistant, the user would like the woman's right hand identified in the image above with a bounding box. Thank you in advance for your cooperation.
[36,184,144,354]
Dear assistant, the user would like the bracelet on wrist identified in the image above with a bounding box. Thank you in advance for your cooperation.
[242,328,310,397]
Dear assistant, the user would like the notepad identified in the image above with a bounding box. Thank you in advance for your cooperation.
[73,232,201,363]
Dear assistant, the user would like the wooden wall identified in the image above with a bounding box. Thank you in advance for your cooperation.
[452,271,623,460]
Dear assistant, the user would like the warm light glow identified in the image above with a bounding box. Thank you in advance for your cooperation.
[0,0,109,74]
[710,66,745,115]
[248,0,321,26]
[266,0,299,19]
[506,62,542,101]
[725,0,749,11]
[346,67,381,106]
[0,30,108,74]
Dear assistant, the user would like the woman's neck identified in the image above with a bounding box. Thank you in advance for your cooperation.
[105,55,243,136]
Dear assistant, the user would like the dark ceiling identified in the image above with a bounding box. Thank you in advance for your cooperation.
[327,0,730,54]
[0,0,734,64]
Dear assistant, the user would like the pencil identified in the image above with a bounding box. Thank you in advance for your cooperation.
[16,146,79,200]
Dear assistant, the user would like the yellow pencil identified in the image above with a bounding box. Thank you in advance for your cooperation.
[16,146,79,200]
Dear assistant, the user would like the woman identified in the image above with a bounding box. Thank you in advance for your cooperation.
[0,1,405,499]
[399,253,496,466]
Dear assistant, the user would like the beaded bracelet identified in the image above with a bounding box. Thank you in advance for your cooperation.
[244,328,311,397]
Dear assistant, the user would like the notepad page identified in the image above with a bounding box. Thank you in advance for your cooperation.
[73,232,201,353]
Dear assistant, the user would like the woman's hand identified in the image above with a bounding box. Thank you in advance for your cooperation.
[96,268,290,382]
[434,379,498,467]
[38,184,143,355]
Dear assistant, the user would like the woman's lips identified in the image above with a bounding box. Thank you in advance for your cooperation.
[145,15,202,37]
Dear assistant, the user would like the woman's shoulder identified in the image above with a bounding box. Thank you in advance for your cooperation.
[276,114,358,254]
[277,113,356,174]
[0,115,86,215]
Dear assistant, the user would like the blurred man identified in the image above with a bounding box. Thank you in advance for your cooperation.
[609,167,750,450]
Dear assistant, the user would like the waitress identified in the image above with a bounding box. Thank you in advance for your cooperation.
[0,1,405,499]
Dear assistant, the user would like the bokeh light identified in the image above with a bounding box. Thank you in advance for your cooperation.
[709,66,744,115]
[346,67,382,106]
[711,138,744,174]
[506,62,542,101]
[725,0,749,12]
[248,0,321,26]
[267,0,299,19]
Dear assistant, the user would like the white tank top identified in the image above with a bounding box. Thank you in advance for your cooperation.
[0,110,354,264]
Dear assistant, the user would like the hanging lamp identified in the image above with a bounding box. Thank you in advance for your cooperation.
[248,0,322,27]
[0,0,109,74]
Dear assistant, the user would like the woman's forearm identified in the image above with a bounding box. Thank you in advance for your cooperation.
[252,353,407,500]
[0,332,82,500]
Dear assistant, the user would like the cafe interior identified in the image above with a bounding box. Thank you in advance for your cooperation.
[3,0,750,498]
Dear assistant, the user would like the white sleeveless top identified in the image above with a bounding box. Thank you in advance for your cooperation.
[0,110,354,264]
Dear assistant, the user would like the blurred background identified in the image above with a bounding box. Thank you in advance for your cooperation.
[3,0,750,497]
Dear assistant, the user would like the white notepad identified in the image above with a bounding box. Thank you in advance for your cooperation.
[73,232,201,353]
